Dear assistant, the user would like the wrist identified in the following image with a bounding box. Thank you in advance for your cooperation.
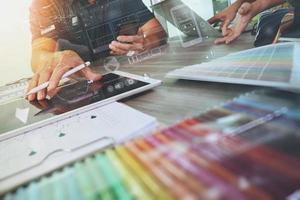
[234,0,256,11]
[247,1,263,18]
[232,0,244,12]
[250,0,285,17]
[54,50,72,58]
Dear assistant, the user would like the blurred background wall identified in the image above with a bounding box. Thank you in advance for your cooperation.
[0,1,32,86]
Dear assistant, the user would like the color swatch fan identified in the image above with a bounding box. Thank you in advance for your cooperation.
[166,42,300,90]
[2,89,300,200]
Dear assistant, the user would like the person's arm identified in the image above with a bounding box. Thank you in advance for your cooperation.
[109,0,166,56]
[214,0,285,44]
[27,1,101,101]
[29,38,101,101]
[31,37,57,72]
[109,18,166,55]
[208,0,255,35]
[139,18,167,50]
[249,0,285,16]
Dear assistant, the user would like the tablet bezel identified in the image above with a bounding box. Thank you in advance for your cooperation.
[0,71,161,141]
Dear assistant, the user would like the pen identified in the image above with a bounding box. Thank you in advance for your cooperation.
[26,61,91,96]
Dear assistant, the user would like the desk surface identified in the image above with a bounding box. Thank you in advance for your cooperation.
[94,34,260,125]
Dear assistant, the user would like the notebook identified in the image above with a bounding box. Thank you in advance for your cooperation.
[166,42,300,91]
[0,102,158,194]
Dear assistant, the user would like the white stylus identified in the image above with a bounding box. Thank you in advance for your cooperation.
[26,61,91,96]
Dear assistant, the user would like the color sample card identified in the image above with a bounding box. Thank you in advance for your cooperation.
[4,89,300,200]
[167,42,300,90]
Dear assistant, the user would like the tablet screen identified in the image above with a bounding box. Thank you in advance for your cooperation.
[0,73,149,135]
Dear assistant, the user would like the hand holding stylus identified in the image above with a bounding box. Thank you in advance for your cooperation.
[26,50,101,101]
[26,61,91,96]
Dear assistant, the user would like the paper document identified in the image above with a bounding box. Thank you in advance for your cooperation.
[0,102,157,194]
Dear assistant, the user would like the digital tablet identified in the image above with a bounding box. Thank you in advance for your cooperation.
[0,71,161,140]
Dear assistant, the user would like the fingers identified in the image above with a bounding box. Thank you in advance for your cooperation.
[113,40,144,51]
[80,67,102,81]
[37,69,52,100]
[27,74,39,101]
[88,0,96,4]
[48,64,73,91]
[208,14,231,36]
[29,100,44,110]
[109,43,128,55]
[109,35,145,56]
[27,50,96,101]
[47,87,61,98]
[109,39,144,56]
[36,99,49,110]
[117,35,143,43]
[214,30,239,45]
[216,4,252,46]
[222,19,231,36]
[214,36,228,45]
[110,51,118,55]
[225,33,240,44]
[208,15,220,25]
[111,41,133,51]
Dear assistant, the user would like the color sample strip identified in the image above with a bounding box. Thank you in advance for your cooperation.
[95,154,132,200]
[74,162,98,200]
[125,140,199,200]
[16,188,26,200]
[145,134,247,200]
[4,89,300,200]
[63,168,83,200]
[39,178,53,200]
[105,149,154,200]
[154,132,271,200]
[26,182,39,200]
[115,146,173,200]
[133,138,209,199]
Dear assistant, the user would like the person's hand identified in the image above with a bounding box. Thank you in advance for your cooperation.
[27,50,101,101]
[208,3,240,36]
[109,31,145,56]
[214,2,253,45]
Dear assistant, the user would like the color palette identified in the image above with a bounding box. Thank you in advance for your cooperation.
[4,89,300,200]
[166,42,300,90]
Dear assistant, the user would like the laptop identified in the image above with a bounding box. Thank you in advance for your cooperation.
[166,42,300,91]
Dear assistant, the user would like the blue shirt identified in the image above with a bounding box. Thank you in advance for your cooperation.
[30,0,154,60]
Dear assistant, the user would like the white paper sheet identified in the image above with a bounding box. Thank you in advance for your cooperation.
[0,102,157,194]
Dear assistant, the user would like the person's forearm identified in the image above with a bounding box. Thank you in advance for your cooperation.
[249,0,285,17]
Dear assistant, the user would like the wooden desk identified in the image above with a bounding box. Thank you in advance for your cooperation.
[93,34,260,125]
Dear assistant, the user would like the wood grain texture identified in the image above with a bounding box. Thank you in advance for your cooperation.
[92,34,262,125]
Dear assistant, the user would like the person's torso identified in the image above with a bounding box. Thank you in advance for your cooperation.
[36,0,148,60]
